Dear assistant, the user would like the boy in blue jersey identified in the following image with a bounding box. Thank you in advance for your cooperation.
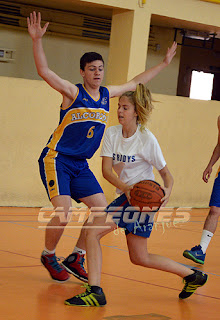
[27,11,177,283]
[183,115,220,264]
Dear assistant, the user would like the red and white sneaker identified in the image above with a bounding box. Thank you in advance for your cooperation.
[41,253,70,282]
[61,253,88,283]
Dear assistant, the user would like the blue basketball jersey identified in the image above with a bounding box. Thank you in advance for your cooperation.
[46,84,109,159]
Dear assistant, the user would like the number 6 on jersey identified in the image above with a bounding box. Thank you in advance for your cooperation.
[87,126,95,138]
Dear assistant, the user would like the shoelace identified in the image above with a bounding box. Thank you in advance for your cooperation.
[78,256,87,272]
[57,256,65,261]
[47,255,64,273]
[75,283,91,298]
[191,245,201,251]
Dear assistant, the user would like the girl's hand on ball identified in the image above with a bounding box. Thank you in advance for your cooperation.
[160,186,171,207]
[123,185,133,202]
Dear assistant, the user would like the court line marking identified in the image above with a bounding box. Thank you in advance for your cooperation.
[101,272,220,300]
[0,249,39,259]
[1,222,220,278]
[0,265,41,268]
[1,248,219,301]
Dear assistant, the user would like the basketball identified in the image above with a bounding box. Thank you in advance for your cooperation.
[130,180,165,211]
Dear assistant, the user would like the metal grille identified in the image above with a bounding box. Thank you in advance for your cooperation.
[0,1,111,42]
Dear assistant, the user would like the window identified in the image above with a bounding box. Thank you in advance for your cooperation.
[189,71,214,100]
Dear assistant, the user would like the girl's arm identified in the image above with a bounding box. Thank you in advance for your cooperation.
[158,165,174,207]
[102,156,133,201]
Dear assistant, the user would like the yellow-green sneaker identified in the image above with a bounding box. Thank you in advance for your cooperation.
[179,270,208,299]
[65,284,106,307]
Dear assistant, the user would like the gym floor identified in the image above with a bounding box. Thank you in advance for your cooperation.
[1,207,219,320]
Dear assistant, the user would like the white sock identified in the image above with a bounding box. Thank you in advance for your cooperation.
[200,230,213,253]
[42,248,56,255]
[72,246,86,255]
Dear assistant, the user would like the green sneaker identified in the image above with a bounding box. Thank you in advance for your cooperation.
[65,284,106,307]
[179,270,208,299]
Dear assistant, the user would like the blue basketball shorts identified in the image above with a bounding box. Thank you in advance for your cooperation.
[209,167,220,208]
[105,193,156,238]
[38,147,103,202]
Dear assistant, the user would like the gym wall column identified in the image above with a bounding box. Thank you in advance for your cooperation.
[101,6,151,202]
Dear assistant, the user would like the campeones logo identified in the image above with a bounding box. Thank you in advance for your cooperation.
[38,206,191,235]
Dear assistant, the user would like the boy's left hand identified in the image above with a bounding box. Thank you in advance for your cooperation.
[163,42,177,66]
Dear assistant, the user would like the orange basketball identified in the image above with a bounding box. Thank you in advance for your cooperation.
[130,180,165,211]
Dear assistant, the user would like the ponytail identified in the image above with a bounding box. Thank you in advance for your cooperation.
[120,83,153,131]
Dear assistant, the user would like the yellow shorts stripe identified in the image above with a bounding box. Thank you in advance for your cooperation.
[43,149,59,199]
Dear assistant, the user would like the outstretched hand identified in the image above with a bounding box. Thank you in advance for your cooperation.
[27,11,49,40]
[163,41,177,66]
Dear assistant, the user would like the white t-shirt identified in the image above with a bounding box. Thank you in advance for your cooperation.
[100,125,166,193]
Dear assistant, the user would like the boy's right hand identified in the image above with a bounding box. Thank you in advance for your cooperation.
[27,11,49,40]
[203,166,212,183]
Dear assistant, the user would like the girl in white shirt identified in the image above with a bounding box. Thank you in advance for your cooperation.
[65,84,208,307]
[100,84,207,301]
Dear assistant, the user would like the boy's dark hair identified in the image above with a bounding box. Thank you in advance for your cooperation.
[80,52,104,71]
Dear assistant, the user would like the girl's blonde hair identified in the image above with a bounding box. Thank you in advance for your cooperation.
[120,83,153,131]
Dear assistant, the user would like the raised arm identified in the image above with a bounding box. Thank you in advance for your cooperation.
[108,42,177,98]
[27,11,77,100]
[203,115,220,183]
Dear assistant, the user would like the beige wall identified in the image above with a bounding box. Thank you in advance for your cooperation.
[146,26,180,96]
[0,27,109,83]
[1,76,219,207]
[1,0,219,94]
[0,77,60,207]
[148,0,220,27]
[149,94,220,207]
[0,24,176,95]
[1,0,220,208]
